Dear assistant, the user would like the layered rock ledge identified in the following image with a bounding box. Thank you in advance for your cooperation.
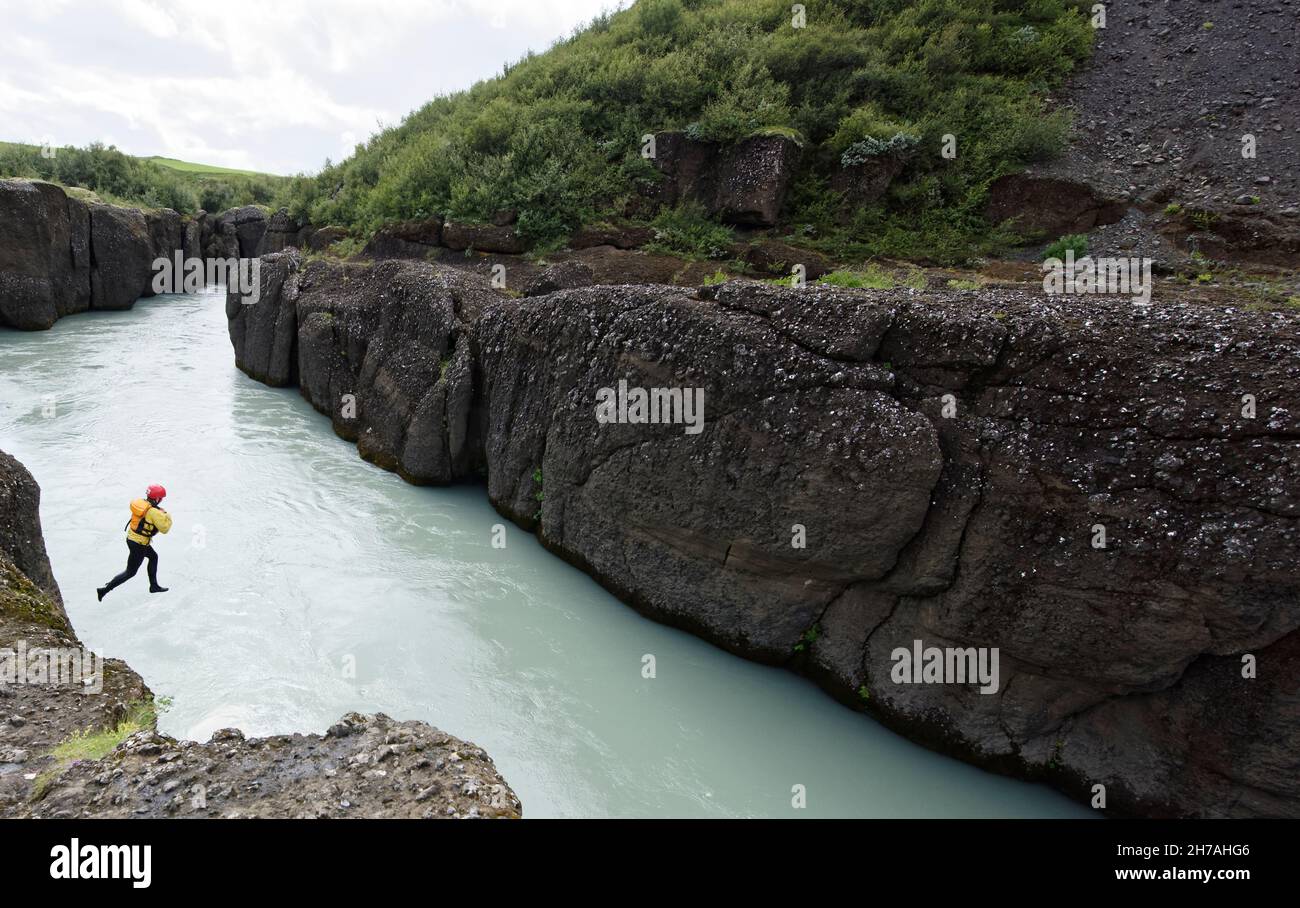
[230,250,1300,818]
[0,450,520,819]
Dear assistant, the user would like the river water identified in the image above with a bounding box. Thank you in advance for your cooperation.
[0,289,1089,818]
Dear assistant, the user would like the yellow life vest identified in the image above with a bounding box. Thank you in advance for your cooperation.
[125,499,160,544]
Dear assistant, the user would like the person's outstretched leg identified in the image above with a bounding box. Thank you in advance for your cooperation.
[145,545,167,593]
[98,541,145,601]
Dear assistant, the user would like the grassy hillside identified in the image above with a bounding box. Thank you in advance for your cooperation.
[145,156,277,178]
[0,141,287,214]
[279,0,1096,263]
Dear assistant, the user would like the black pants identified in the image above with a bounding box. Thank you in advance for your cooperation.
[104,540,160,592]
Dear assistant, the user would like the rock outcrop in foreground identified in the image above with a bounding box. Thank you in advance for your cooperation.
[230,251,1300,818]
[25,714,520,820]
[0,450,520,819]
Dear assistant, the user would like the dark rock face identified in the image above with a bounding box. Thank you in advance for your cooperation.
[1165,208,1300,269]
[141,209,184,298]
[88,203,155,310]
[738,238,832,279]
[182,213,204,265]
[649,131,802,227]
[441,221,526,255]
[830,156,905,211]
[230,260,1300,817]
[233,254,495,483]
[0,180,89,329]
[985,173,1127,236]
[225,250,301,386]
[478,285,942,658]
[711,134,803,226]
[362,219,443,259]
[0,448,521,819]
[261,207,304,254]
[218,205,269,258]
[0,179,192,327]
[0,451,65,614]
[204,216,240,260]
[648,132,713,211]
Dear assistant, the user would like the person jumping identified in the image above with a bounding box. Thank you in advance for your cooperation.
[97,484,173,600]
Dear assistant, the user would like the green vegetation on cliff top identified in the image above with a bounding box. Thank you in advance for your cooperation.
[1,1,1096,263]
[0,141,286,214]
[280,0,1096,262]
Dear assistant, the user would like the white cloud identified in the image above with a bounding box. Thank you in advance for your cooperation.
[0,0,623,173]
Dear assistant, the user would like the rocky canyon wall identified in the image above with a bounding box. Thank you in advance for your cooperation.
[227,250,1300,818]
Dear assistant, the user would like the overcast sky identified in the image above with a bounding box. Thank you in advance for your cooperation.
[0,0,623,175]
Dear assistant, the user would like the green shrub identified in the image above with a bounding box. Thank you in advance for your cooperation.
[1044,233,1089,260]
[643,203,734,259]
[33,699,159,799]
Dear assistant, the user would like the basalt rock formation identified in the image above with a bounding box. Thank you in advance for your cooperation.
[0,180,90,330]
[0,450,521,819]
[0,179,191,329]
[645,131,802,228]
[228,250,1300,818]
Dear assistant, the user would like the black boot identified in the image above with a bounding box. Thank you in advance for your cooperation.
[150,585,169,594]
[97,586,108,602]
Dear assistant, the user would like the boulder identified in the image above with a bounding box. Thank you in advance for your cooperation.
[647,131,714,210]
[985,172,1127,236]
[524,261,595,296]
[648,131,802,228]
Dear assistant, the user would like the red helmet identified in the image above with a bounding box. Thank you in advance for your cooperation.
[146,484,167,502]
